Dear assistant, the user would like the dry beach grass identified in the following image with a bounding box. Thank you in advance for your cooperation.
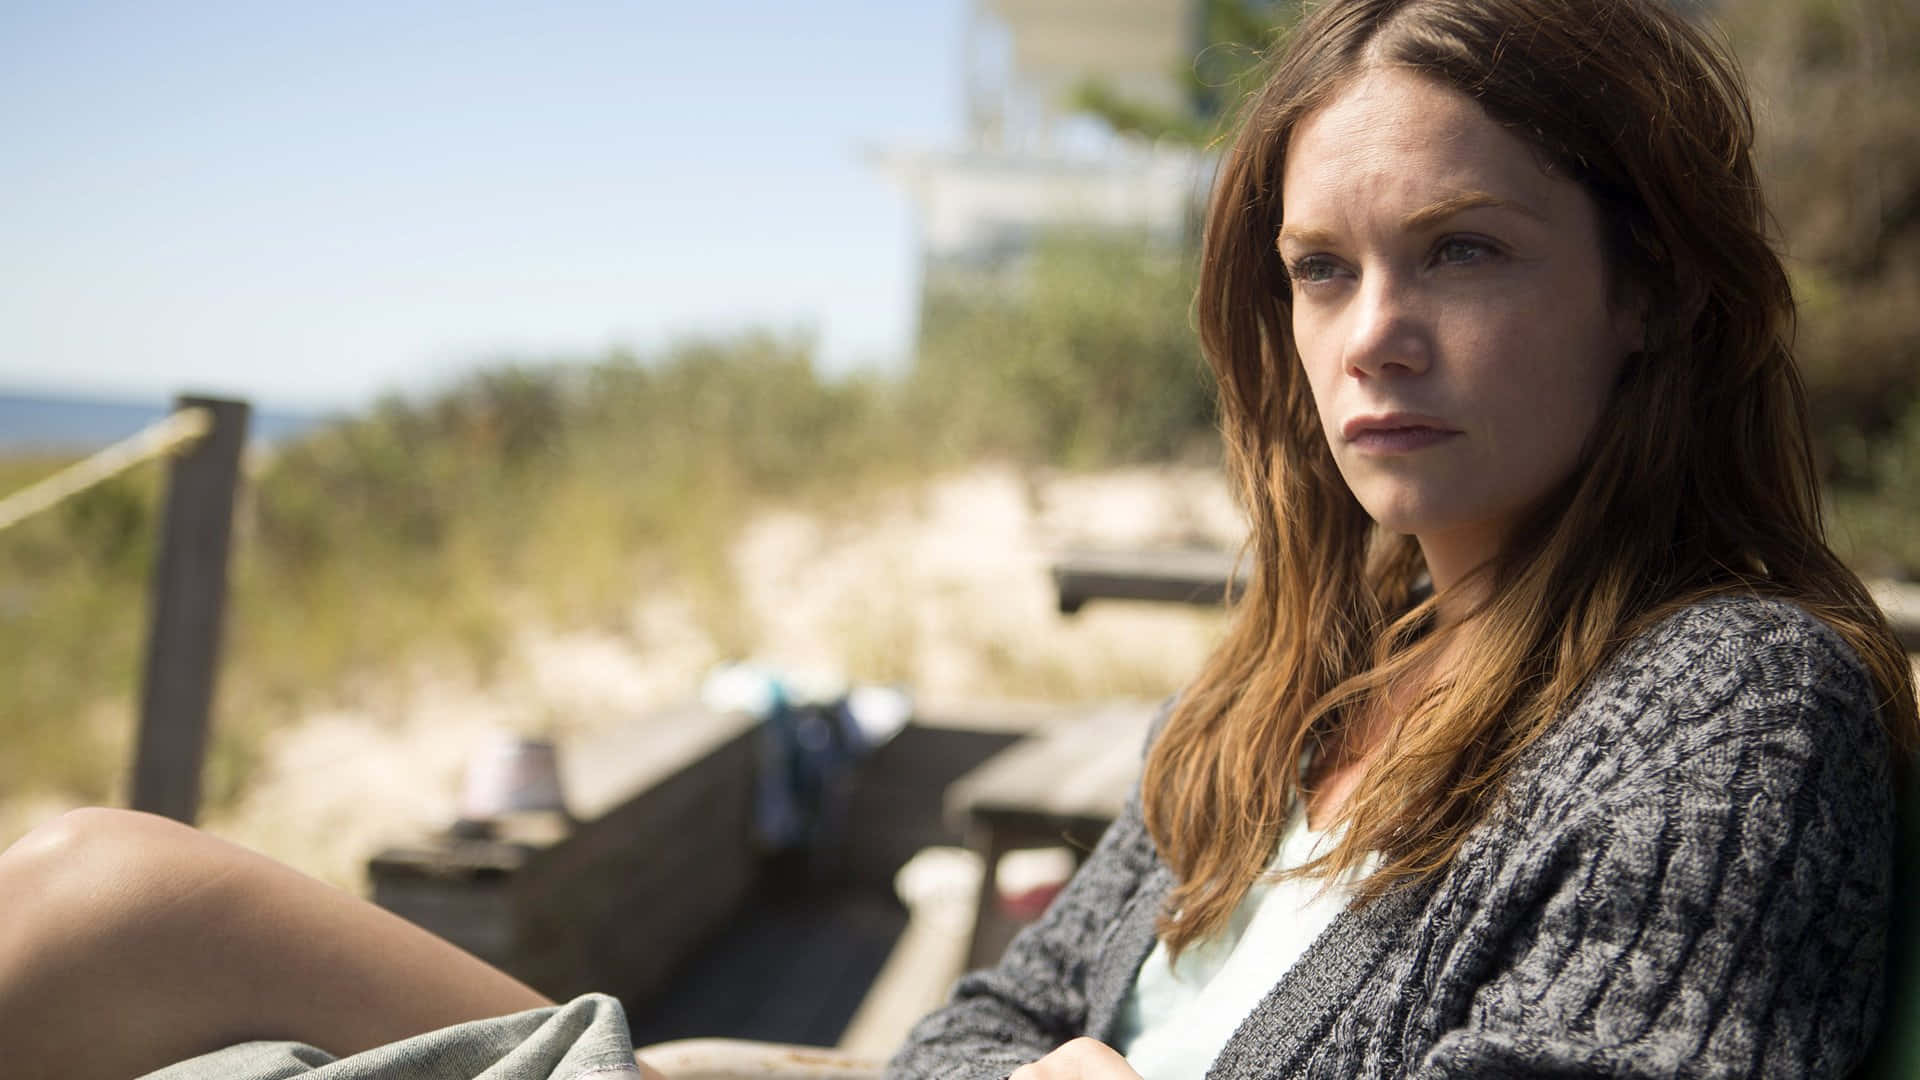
[0,463,1239,889]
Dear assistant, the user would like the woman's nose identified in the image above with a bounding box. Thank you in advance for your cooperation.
[1343,274,1432,379]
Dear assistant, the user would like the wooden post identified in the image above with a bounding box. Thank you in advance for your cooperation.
[130,396,250,824]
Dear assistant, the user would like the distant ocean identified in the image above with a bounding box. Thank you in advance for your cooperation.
[0,391,327,453]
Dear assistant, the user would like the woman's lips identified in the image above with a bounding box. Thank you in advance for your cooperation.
[1341,413,1461,453]
[1348,426,1461,453]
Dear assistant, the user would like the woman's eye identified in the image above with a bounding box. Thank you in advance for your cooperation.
[1434,237,1497,266]
[1287,256,1341,284]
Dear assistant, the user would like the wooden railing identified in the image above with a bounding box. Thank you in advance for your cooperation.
[0,395,251,824]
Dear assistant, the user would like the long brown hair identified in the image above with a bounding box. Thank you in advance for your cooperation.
[1147,0,1919,954]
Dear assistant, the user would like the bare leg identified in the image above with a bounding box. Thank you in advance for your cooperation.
[0,807,553,1080]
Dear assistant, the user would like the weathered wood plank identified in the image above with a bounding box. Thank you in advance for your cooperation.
[943,702,1157,971]
[944,702,1157,830]
[130,395,250,824]
[1051,548,1242,614]
[1057,548,1920,653]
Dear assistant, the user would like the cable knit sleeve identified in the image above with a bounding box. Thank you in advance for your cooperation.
[885,789,1163,1080]
[1416,600,1894,1079]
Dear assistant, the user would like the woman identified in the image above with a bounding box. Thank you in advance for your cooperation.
[890,0,1915,1077]
[0,1,1909,1079]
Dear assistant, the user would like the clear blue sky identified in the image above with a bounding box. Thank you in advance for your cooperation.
[0,1,969,410]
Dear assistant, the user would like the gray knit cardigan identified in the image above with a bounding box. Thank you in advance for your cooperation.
[888,595,1894,1078]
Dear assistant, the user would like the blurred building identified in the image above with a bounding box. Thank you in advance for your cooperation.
[874,0,1723,321]
[872,0,1214,304]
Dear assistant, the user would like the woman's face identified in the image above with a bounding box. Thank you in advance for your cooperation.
[1278,67,1643,588]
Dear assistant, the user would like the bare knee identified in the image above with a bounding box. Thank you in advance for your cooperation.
[0,807,197,906]
[2,807,133,901]
[4,805,166,858]
[0,808,221,997]
[0,808,251,1071]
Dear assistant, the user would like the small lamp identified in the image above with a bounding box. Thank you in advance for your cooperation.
[452,733,572,844]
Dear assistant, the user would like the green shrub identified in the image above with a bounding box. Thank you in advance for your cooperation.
[909,230,1217,466]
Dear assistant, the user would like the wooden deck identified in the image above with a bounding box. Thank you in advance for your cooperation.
[623,885,907,1047]
[369,702,1051,1042]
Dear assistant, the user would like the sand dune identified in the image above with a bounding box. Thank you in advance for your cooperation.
[188,463,1241,889]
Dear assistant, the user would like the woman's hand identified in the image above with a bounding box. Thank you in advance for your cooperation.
[1011,1038,1143,1080]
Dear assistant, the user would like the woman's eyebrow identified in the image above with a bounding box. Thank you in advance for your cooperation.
[1278,191,1546,251]
[1402,190,1546,230]
[1275,224,1339,250]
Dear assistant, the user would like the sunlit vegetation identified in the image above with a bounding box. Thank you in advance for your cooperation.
[0,0,1912,815]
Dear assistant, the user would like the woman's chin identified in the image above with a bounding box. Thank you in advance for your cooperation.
[1356,502,1459,539]
[1358,500,1506,554]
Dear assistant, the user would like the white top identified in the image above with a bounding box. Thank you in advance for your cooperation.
[1111,801,1377,1080]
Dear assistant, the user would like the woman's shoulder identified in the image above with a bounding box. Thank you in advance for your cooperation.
[1583,590,1873,732]
[1509,591,1887,826]
[1621,590,1871,690]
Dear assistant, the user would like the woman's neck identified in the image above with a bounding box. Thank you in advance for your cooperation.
[1303,624,1467,830]
[1416,524,1504,624]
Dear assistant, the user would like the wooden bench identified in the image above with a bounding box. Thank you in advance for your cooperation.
[943,702,1157,969]
[1052,548,1920,653]
[1051,548,1242,614]
[370,704,764,1008]
[369,703,1035,1041]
